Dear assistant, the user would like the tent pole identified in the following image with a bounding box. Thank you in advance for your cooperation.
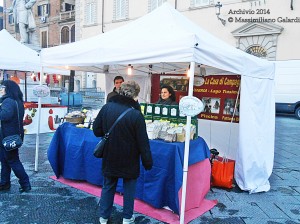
[35,67,43,172]
[25,72,28,102]
[179,61,195,224]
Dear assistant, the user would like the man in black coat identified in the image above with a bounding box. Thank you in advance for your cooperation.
[106,76,124,103]
[93,80,153,224]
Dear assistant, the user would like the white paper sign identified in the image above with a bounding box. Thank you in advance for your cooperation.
[33,85,50,97]
[179,96,204,116]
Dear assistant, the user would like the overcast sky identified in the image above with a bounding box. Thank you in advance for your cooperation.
[0,1,3,7]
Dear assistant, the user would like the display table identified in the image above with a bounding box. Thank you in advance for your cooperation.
[48,122,211,215]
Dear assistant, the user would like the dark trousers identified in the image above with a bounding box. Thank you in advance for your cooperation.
[100,176,137,219]
[0,147,30,188]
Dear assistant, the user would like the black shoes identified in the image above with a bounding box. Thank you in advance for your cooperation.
[19,186,31,193]
[0,183,31,192]
[0,183,11,191]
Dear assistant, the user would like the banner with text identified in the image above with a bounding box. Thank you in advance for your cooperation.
[194,75,240,123]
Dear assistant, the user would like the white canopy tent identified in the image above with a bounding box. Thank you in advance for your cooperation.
[0,29,69,75]
[41,2,275,222]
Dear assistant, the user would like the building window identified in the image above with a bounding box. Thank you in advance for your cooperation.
[191,0,210,7]
[149,0,167,12]
[114,0,128,21]
[8,13,14,24]
[85,0,97,25]
[246,45,267,58]
[61,26,70,44]
[41,31,48,48]
[71,25,75,42]
[65,3,75,12]
[38,4,50,17]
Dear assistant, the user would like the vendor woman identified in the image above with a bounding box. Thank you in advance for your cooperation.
[156,85,178,105]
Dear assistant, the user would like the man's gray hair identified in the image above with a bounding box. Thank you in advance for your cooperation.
[120,81,140,99]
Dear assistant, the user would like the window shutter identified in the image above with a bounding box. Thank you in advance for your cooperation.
[47,4,50,15]
[92,1,97,23]
[115,0,127,20]
[38,5,41,16]
[149,0,166,12]
[71,25,75,42]
[41,31,48,48]
[121,0,126,19]
[116,0,121,19]
[85,2,91,24]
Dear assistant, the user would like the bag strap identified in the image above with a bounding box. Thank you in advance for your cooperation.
[15,101,22,136]
[105,107,133,138]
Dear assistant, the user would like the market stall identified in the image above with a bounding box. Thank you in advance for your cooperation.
[41,3,275,222]
[48,122,212,215]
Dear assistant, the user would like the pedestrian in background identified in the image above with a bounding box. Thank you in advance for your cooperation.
[106,75,124,102]
[0,80,31,192]
[93,80,153,224]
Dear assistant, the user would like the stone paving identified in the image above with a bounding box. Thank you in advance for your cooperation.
[0,114,299,224]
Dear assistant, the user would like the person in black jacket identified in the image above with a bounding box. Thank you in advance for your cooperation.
[106,76,124,103]
[156,85,178,105]
[93,80,152,224]
[0,80,31,192]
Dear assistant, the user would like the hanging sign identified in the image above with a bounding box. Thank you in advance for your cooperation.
[179,96,204,116]
[33,85,50,97]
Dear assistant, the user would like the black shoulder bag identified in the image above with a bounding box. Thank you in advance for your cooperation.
[93,107,133,158]
[1,101,23,151]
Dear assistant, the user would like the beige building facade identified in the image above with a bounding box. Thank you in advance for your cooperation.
[74,0,300,90]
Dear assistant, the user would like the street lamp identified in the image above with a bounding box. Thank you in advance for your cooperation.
[215,1,226,26]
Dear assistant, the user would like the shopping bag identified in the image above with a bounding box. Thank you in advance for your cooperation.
[211,157,235,189]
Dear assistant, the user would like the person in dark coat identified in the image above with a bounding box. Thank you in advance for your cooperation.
[156,85,178,105]
[0,80,31,192]
[93,80,153,224]
[106,75,124,103]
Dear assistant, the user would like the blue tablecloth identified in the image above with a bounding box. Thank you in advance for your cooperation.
[48,122,210,214]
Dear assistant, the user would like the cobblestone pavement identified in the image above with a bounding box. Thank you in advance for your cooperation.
[0,115,299,224]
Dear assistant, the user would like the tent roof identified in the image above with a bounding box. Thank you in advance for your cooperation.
[41,3,274,79]
[0,29,69,75]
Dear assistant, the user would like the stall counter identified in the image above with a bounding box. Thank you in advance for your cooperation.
[48,122,212,215]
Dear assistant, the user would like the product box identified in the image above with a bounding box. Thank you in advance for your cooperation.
[140,103,146,115]
[145,103,154,115]
[169,105,179,124]
[153,104,162,121]
[161,105,170,119]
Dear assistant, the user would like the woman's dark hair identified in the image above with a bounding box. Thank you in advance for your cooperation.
[160,85,176,102]
[1,80,24,102]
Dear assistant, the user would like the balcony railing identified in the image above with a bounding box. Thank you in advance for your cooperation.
[60,10,75,21]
